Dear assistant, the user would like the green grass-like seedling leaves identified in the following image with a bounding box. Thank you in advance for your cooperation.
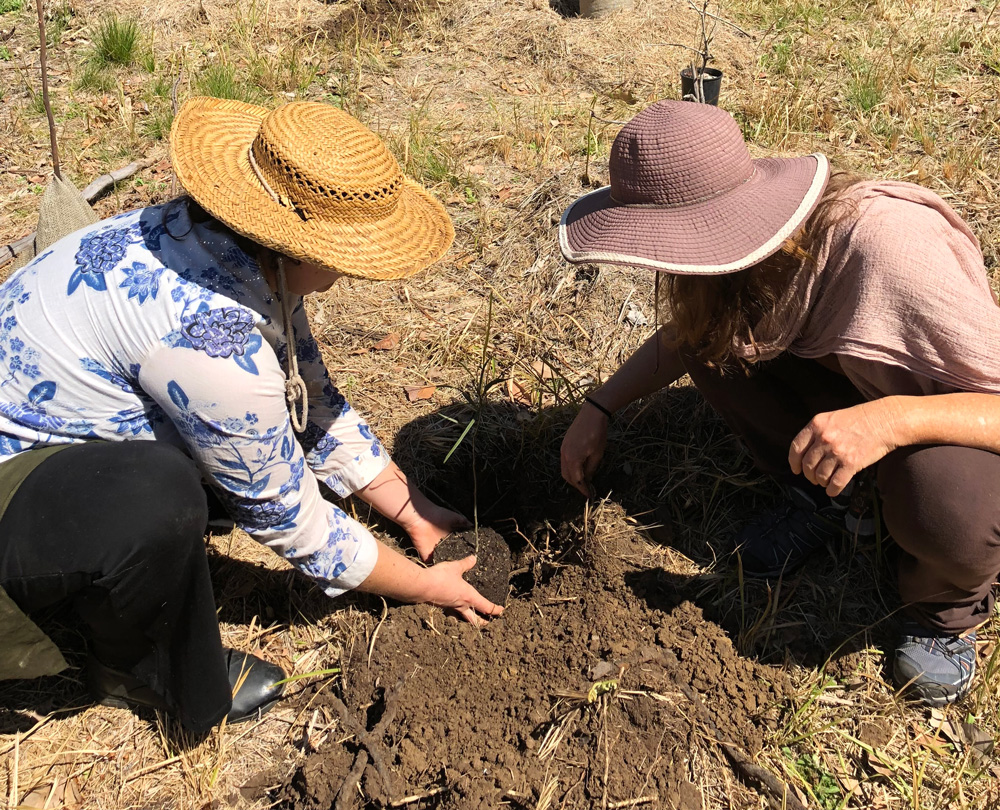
[443,418,476,465]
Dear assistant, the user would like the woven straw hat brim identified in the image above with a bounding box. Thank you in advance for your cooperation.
[170,98,454,280]
[559,154,830,275]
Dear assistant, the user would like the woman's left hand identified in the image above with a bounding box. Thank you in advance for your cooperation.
[789,400,899,497]
[357,462,472,561]
[405,500,472,562]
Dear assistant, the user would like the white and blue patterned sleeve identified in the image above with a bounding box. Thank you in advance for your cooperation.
[286,302,391,497]
[138,335,378,597]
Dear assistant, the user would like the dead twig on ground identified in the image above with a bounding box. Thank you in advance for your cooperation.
[389,785,449,807]
[607,797,657,809]
[678,684,808,810]
[80,157,158,203]
[330,679,403,809]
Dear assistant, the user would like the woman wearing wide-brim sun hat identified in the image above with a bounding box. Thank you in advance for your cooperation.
[560,99,1000,708]
[0,97,501,734]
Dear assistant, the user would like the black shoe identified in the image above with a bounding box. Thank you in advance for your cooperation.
[224,648,286,724]
[89,648,286,725]
[734,483,869,579]
[88,655,170,712]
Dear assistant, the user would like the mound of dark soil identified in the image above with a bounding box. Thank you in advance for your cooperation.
[280,521,792,810]
[431,528,512,606]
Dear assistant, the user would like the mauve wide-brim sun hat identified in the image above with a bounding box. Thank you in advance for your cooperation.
[559,100,830,275]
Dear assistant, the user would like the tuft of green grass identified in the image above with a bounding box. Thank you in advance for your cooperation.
[846,61,885,112]
[91,15,141,67]
[142,107,174,141]
[151,76,172,98]
[392,105,463,188]
[46,1,73,46]
[760,34,795,75]
[76,60,116,92]
[0,45,10,61]
[980,34,1000,76]
[26,90,46,115]
[943,26,973,55]
[195,62,264,104]
[0,0,23,14]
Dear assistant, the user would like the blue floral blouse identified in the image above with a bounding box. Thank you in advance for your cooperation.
[0,202,389,596]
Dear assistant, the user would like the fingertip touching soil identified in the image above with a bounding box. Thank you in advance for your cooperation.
[279,516,793,810]
[432,528,512,607]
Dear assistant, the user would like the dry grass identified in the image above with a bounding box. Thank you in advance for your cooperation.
[2,0,1000,807]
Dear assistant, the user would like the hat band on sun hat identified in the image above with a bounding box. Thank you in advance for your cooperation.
[248,144,284,207]
[608,166,758,209]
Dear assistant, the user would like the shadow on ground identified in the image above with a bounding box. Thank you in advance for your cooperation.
[392,390,905,671]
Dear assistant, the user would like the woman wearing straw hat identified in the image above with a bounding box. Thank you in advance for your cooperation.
[0,98,501,733]
[559,99,1000,707]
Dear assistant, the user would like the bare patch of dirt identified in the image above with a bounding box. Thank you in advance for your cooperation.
[279,517,792,810]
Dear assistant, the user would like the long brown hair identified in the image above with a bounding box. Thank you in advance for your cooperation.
[659,171,862,368]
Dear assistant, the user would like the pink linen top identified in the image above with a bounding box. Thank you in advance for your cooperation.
[736,181,1000,399]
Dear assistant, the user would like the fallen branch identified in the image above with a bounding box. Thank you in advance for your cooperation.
[0,156,158,269]
[80,157,158,203]
[330,680,403,810]
[679,684,808,810]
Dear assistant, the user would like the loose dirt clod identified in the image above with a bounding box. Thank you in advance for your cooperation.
[431,528,512,607]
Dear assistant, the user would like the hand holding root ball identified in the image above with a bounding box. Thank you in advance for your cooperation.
[430,528,512,626]
[404,500,472,562]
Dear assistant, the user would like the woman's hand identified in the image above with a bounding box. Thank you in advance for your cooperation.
[789,400,899,496]
[357,462,470,559]
[404,501,471,561]
[358,541,501,626]
[561,402,610,497]
[421,555,503,626]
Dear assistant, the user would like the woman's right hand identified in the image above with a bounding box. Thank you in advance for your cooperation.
[421,555,503,626]
[560,403,610,497]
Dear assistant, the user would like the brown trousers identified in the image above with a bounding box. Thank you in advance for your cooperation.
[682,351,1000,633]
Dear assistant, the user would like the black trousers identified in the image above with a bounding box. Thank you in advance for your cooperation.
[0,441,232,732]
[682,351,1000,633]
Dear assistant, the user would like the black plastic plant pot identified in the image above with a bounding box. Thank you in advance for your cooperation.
[680,67,723,105]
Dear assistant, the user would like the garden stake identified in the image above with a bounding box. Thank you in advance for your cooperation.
[34,0,59,179]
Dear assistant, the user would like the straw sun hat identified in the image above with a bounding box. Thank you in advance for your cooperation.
[170,97,454,280]
[559,100,830,275]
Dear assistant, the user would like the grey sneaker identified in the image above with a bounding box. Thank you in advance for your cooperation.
[893,623,977,707]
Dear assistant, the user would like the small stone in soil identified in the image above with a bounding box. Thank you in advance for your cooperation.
[432,528,511,607]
